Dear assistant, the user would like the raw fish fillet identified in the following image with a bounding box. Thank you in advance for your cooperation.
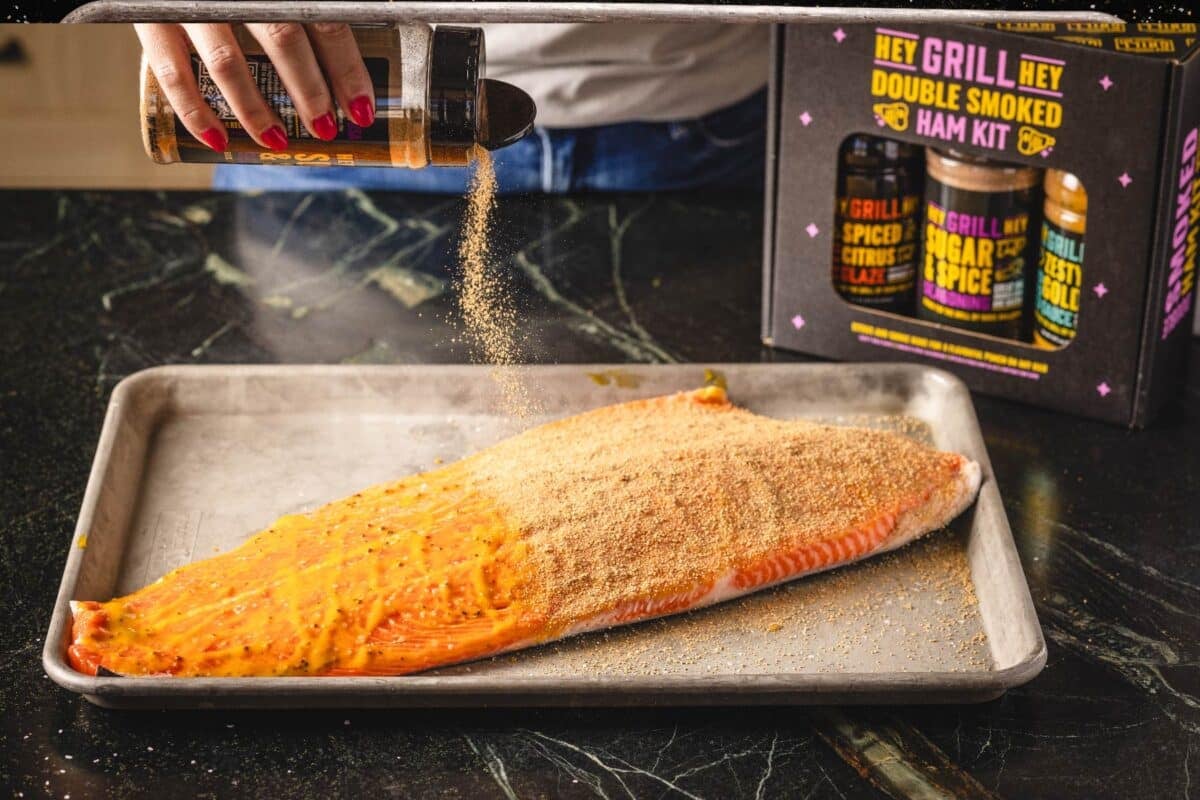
[69,387,982,677]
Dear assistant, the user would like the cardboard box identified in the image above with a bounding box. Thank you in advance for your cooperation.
[762,22,1199,426]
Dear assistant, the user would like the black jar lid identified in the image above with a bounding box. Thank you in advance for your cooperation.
[841,134,920,169]
[479,79,536,153]
[429,26,537,165]
[430,26,484,166]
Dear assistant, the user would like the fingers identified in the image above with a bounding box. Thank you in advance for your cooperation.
[135,23,228,153]
[138,22,373,153]
[306,23,375,128]
[244,23,337,141]
[182,22,288,150]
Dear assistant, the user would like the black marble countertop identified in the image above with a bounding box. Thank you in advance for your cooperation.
[2,189,1197,800]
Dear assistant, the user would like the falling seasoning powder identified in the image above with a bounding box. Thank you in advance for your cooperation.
[457,146,538,416]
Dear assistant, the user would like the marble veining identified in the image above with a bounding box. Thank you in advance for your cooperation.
[1,189,1197,799]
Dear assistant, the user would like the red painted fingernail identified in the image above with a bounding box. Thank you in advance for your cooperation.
[349,95,375,128]
[198,127,228,153]
[312,112,337,141]
[261,125,289,151]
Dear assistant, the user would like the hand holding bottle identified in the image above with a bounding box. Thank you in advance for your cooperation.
[134,22,376,153]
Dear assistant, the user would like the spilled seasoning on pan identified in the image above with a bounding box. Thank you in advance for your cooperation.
[470,529,987,678]
[443,413,988,678]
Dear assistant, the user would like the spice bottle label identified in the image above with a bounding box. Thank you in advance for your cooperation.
[833,193,922,308]
[1033,219,1085,347]
[918,180,1035,337]
[174,54,391,165]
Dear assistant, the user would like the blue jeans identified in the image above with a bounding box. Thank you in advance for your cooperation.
[213,89,766,194]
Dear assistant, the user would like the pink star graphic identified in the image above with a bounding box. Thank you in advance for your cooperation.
[805,223,820,238]
[1118,172,1133,188]
[1096,382,1112,397]
[875,116,886,127]
[1099,75,1113,91]
[791,314,806,330]
[833,28,847,43]
[1093,282,1108,298]
[799,111,813,126]
[1040,147,1053,158]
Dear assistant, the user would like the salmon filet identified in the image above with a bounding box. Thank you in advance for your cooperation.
[68,386,982,677]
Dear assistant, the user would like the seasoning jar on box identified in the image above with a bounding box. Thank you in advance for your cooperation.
[1033,169,1088,349]
[918,149,1041,340]
[832,135,924,314]
[140,25,535,168]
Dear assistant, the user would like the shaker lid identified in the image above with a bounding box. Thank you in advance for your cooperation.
[430,25,484,165]
[478,79,536,152]
[1045,168,1088,215]
[841,134,920,169]
[926,147,1040,191]
[429,25,537,164]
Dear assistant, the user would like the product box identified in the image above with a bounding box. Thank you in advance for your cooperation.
[762,22,1199,426]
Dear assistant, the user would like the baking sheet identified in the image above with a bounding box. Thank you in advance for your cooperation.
[43,363,1045,708]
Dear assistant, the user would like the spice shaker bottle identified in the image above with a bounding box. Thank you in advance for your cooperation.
[1033,169,1087,349]
[832,134,924,314]
[140,24,536,168]
[918,149,1041,340]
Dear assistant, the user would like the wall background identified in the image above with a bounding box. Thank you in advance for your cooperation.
[0,25,213,189]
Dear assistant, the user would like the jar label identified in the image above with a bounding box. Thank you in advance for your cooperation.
[833,194,921,306]
[918,179,1035,336]
[1033,219,1084,347]
[171,55,391,165]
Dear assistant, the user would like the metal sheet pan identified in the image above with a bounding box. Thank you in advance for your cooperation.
[63,1,1120,25]
[43,363,1045,708]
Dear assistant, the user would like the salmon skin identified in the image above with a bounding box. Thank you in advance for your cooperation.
[69,387,982,678]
